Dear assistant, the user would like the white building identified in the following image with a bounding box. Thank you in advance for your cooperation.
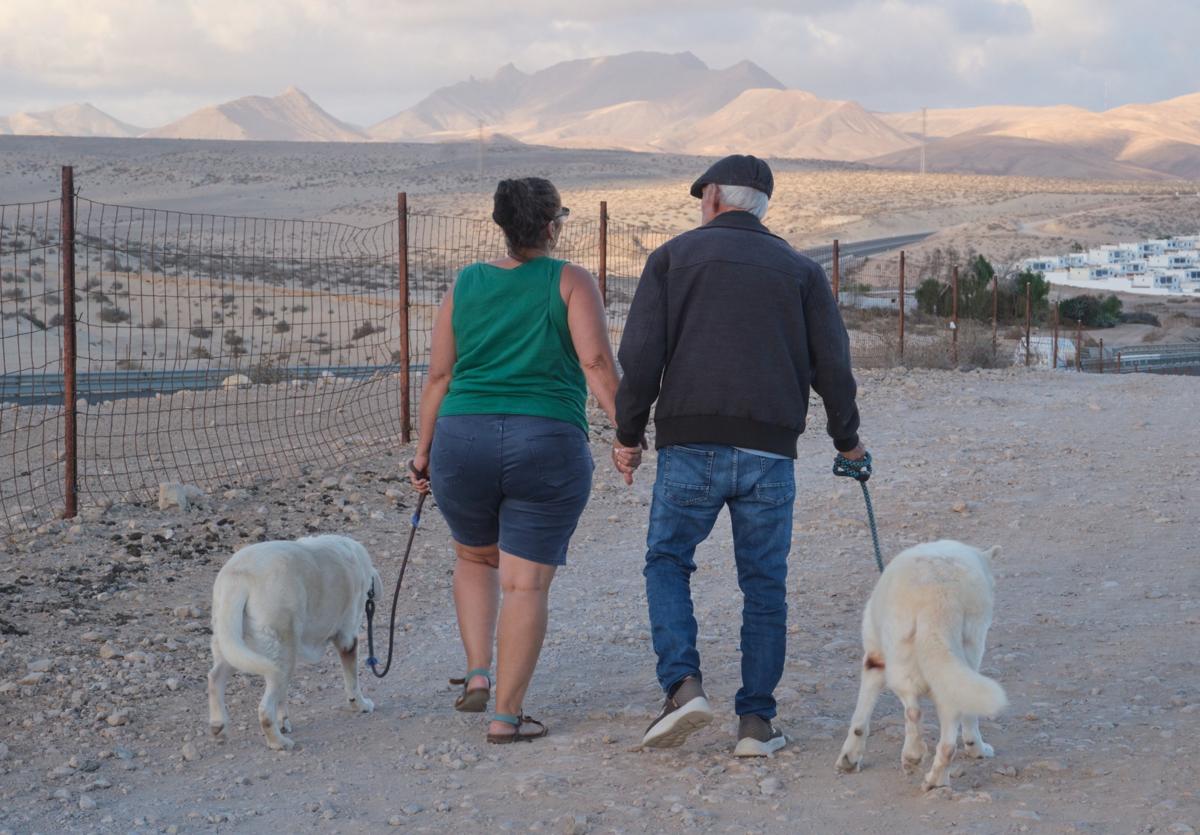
[1023,235,1200,296]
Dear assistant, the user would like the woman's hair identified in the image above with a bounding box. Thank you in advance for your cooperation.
[492,177,561,251]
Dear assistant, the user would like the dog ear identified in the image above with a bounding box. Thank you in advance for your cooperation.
[982,545,1001,562]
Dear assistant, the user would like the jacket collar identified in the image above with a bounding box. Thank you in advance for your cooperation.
[702,210,780,238]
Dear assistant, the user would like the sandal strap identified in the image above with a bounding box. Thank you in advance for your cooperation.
[492,712,521,727]
[449,667,491,687]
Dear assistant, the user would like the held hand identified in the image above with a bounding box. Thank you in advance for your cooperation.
[833,447,872,483]
[611,442,642,486]
[841,443,867,461]
[409,455,431,494]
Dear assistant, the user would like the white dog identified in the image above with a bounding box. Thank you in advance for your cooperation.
[207,535,382,750]
[835,540,1007,790]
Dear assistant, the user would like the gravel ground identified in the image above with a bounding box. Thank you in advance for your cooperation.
[1,367,1198,834]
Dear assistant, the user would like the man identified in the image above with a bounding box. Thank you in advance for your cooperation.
[612,154,866,756]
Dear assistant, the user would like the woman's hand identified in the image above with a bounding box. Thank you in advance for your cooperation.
[409,454,431,494]
[611,435,647,486]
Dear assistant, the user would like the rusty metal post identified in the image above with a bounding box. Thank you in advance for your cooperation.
[1098,337,1105,373]
[897,250,905,360]
[598,200,608,307]
[1117,351,1122,373]
[1052,304,1059,369]
[61,166,79,519]
[831,239,840,303]
[991,276,998,360]
[951,264,959,366]
[398,192,411,444]
[1025,283,1032,367]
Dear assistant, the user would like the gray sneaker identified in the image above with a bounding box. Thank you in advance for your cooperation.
[641,676,714,749]
[734,714,787,757]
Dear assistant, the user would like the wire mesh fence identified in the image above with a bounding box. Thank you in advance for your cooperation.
[2,167,1071,536]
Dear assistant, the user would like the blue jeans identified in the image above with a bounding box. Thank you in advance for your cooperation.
[644,444,795,719]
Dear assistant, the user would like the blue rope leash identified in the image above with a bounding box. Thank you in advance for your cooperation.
[833,451,884,573]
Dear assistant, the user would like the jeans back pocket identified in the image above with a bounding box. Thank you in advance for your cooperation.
[660,445,716,506]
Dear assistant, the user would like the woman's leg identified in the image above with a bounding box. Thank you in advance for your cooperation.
[489,552,557,736]
[454,542,500,691]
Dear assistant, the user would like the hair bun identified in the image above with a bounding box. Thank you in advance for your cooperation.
[492,177,560,252]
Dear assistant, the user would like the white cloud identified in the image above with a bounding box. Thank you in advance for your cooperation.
[0,0,1196,126]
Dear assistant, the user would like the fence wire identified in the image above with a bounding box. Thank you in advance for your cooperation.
[2,181,1048,536]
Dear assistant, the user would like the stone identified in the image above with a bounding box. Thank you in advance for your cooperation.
[79,794,97,811]
[15,671,44,686]
[560,813,589,834]
[166,677,181,691]
[182,742,200,762]
[388,816,404,826]
[106,709,130,727]
[401,803,424,816]
[221,374,252,389]
[158,483,206,512]
[81,631,107,642]
[99,643,122,660]
[27,658,53,673]
[759,777,781,796]
[1011,810,1041,821]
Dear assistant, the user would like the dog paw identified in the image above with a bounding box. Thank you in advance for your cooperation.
[921,775,949,792]
[835,751,863,773]
[357,696,375,713]
[280,718,293,734]
[209,722,225,738]
[964,741,994,759]
[266,735,295,752]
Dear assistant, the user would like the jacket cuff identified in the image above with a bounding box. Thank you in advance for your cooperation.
[616,429,642,448]
[833,434,860,452]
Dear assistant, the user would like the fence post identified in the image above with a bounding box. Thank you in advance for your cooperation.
[61,166,78,519]
[1052,304,1059,369]
[1098,337,1105,374]
[1024,283,1032,367]
[897,250,905,360]
[1076,319,1083,371]
[991,276,998,360]
[398,192,411,444]
[831,239,840,303]
[1117,351,1122,373]
[951,264,959,367]
[598,200,608,307]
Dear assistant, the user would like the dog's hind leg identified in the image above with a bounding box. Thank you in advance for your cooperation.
[896,687,928,772]
[278,694,291,734]
[922,705,960,791]
[207,641,233,738]
[257,642,295,751]
[335,634,374,713]
[836,653,886,772]
[961,716,994,758]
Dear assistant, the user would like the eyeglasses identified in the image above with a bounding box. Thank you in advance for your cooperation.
[555,207,570,221]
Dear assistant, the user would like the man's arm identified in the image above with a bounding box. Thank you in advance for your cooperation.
[802,262,861,452]
[615,247,670,447]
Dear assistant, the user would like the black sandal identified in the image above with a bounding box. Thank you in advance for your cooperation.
[450,668,491,713]
[486,712,548,744]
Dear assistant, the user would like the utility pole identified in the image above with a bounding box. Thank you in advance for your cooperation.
[477,119,485,183]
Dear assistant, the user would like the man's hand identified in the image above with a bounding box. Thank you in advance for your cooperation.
[409,454,431,494]
[840,443,867,461]
[612,436,647,486]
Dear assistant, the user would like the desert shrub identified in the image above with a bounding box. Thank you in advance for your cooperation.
[98,306,130,324]
[351,321,381,340]
[47,313,64,328]
[17,311,46,330]
[248,355,289,384]
[190,326,212,339]
[223,330,244,347]
[252,306,270,319]
[1118,311,1161,327]
[273,320,291,333]
[1,287,24,301]
[291,304,308,313]
[1058,294,1122,328]
[115,359,141,370]
[147,317,166,329]
[190,346,213,359]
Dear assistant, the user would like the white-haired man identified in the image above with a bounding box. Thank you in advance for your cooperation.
[613,154,866,756]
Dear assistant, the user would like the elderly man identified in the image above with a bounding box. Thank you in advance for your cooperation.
[613,154,866,756]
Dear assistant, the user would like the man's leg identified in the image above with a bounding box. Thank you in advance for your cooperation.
[643,447,724,693]
[727,455,794,723]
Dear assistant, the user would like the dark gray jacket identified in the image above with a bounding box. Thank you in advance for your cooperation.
[615,211,860,457]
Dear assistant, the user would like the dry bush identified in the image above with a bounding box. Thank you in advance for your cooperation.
[98,306,130,324]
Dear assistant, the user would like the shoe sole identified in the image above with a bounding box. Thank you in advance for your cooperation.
[733,733,788,757]
[640,697,714,749]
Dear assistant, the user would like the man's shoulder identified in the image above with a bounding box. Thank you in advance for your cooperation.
[664,225,822,275]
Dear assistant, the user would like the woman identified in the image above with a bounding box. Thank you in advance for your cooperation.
[409,177,634,743]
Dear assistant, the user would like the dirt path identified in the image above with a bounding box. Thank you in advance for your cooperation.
[1,368,1198,834]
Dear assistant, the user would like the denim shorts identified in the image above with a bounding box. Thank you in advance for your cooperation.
[430,414,594,565]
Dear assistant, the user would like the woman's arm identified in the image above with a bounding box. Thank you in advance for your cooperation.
[410,283,456,492]
[562,264,620,425]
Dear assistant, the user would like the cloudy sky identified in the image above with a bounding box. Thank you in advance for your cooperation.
[1,0,1197,127]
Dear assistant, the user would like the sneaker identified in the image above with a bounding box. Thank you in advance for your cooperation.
[641,676,713,749]
[733,714,787,757]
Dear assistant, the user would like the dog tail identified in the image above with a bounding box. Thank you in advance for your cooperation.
[914,611,1007,718]
[212,583,280,679]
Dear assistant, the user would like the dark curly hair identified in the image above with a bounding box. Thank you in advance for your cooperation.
[492,178,562,252]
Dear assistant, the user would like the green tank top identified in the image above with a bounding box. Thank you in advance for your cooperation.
[439,257,588,432]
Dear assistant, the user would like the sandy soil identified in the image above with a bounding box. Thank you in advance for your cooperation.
[1,367,1198,834]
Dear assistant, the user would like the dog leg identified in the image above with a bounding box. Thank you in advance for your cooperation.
[836,654,886,772]
[896,689,928,772]
[278,694,292,734]
[257,640,295,751]
[336,635,374,713]
[207,641,233,738]
[922,706,960,791]
[961,715,994,758]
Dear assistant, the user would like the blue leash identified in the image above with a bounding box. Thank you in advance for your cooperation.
[833,451,884,573]
[365,478,427,678]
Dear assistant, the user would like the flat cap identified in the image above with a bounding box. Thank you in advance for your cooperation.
[689,154,774,199]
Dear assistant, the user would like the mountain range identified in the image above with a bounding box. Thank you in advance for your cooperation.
[5,51,1200,180]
